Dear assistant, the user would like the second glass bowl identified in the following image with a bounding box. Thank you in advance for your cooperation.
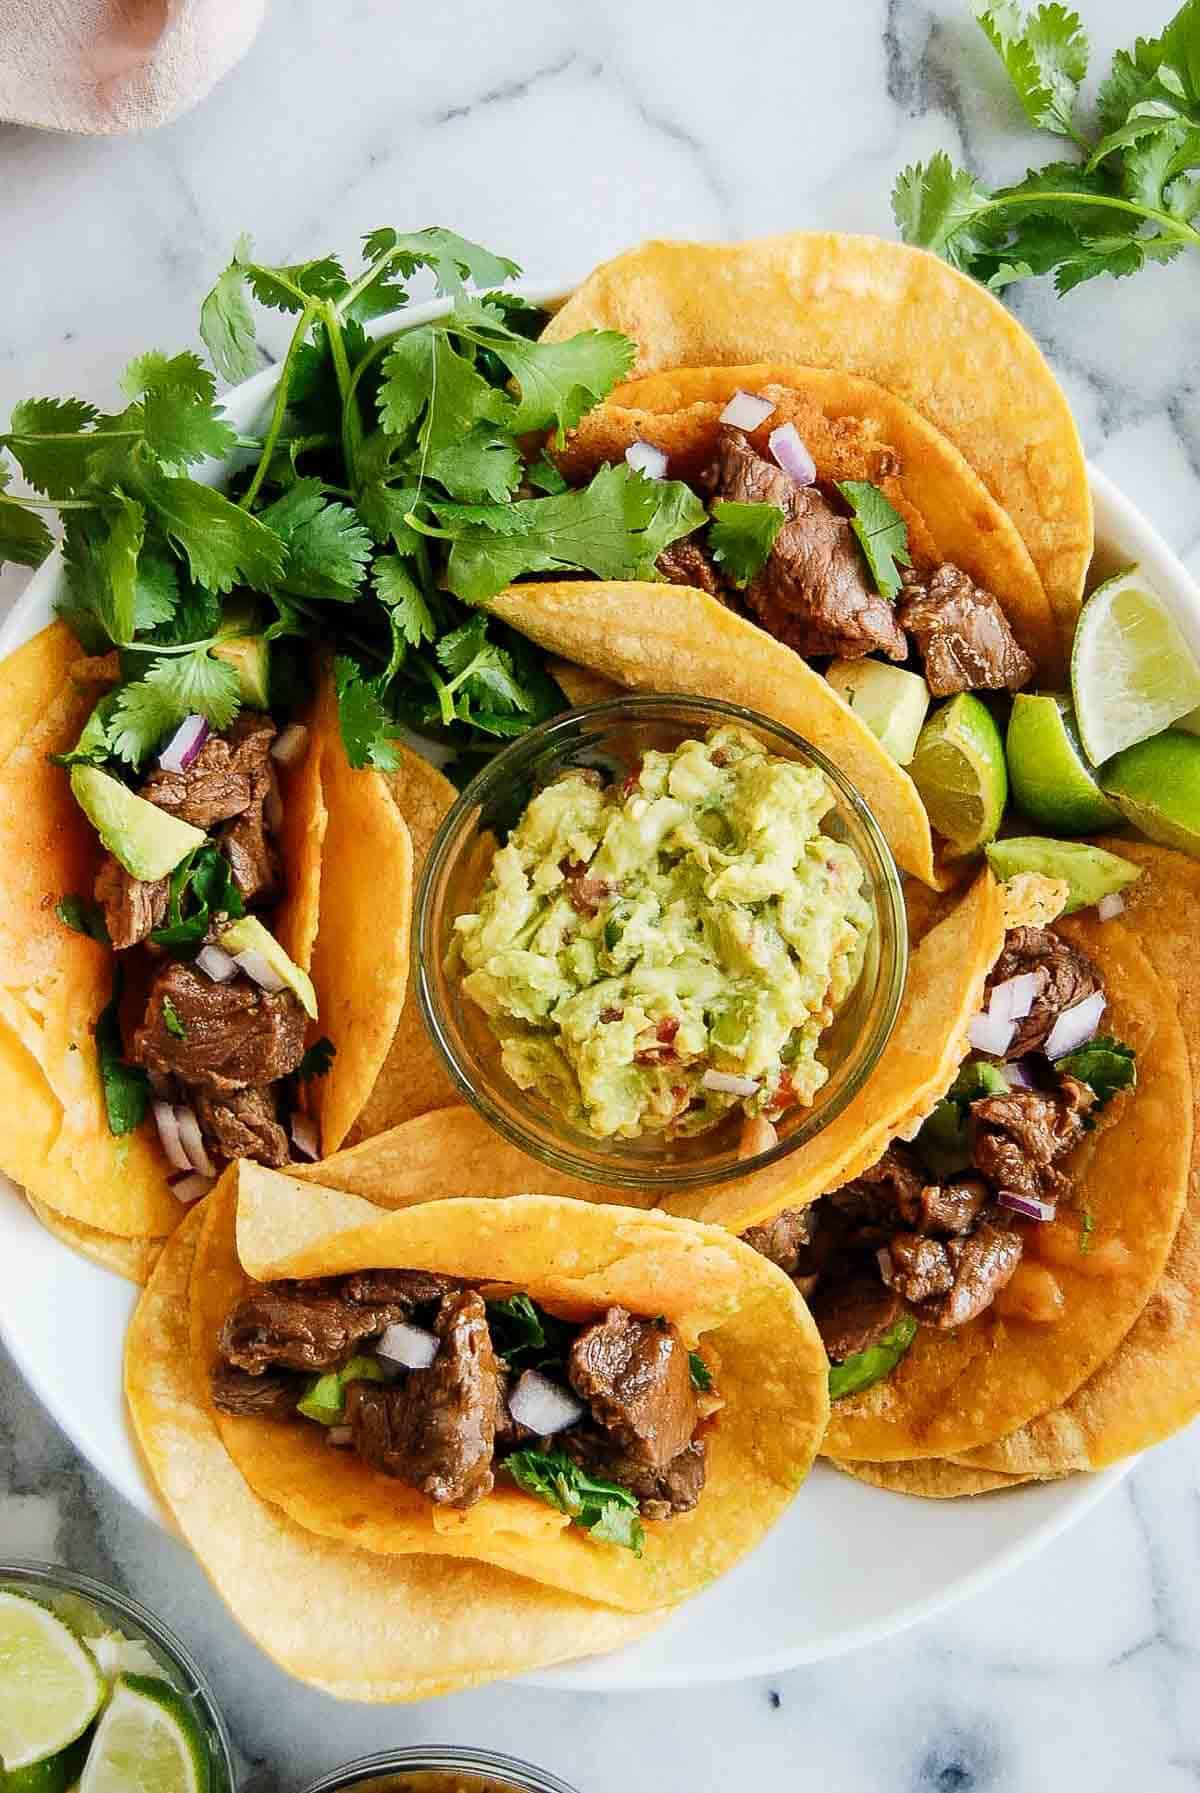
[417,694,907,1192]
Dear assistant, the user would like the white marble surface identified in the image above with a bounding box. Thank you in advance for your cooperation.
[3,0,1200,1786]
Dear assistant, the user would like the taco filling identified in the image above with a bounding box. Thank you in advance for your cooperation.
[743,922,1136,1393]
[211,1270,719,1550]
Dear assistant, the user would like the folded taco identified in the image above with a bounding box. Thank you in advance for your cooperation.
[190,1163,829,1614]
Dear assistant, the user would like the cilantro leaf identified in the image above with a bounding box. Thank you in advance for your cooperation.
[892,151,993,265]
[975,3,1090,139]
[828,1316,918,1401]
[59,499,145,646]
[707,498,785,587]
[834,481,911,599]
[485,1293,574,1369]
[377,327,511,451]
[525,454,568,495]
[122,351,237,470]
[56,894,110,944]
[357,479,422,553]
[373,553,435,649]
[150,842,244,948]
[503,1448,644,1555]
[1056,1035,1137,1108]
[95,970,149,1137]
[361,228,520,298]
[259,480,372,601]
[296,1036,336,1080]
[131,466,287,594]
[0,493,54,568]
[50,692,120,769]
[200,241,260,382]
[451,299,636,438]
[334,656,404,770]
[245,255,347,312]
[109,652,240,767]
[688,1351,713,1392]
[5,396,101,495]
[162,996,187,1039]
[422,426,522,503]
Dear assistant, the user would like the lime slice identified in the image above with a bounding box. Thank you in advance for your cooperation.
[1006,693,1121,833]
[1102,729,1200,857]
[908,694,1008,856]
[79,1675,208,1793]
[87,1631,161,1686]
[1070,567,1200,765]
[0,1591,104,1771]
[985,837,1142,913]
[4,1734,91,1792]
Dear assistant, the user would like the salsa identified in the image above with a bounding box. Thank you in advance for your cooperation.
[453,725,872,1140]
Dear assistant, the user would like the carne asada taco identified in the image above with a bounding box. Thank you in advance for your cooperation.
[191,1163,829,1614]
[742,911,1192,1461]
[126,1204,664,1701]
[541,232,1092,637]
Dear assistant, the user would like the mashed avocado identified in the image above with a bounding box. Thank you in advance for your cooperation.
[454,725,872,1140]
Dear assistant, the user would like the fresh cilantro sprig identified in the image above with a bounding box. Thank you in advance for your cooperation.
[893,2,1200,294]
[504,1448,645,1555]
[707,499,786,587]
[1057,1034,1136,1107]
[835,481,911,600]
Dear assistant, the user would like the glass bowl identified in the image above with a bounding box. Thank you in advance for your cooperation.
[299,1745,580,1793]
[418,694,906,1192]
[0,1559,235,1790]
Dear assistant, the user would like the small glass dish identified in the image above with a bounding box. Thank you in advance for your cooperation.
[0,1559,235,1791]
[417,694,907,1192]
[299,1744,580,1793]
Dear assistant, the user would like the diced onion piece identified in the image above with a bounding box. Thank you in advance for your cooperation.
[738,1114,778,1160]
[719,389,776,431]
[290,1114,319,1162]
[968,1010,1016,1057]
[988,973,1040,1024]
[624,439,668,480]
[195,943,237,984]
[768,423,816,486]
[270,723,308,767]
[1098,892,1125,921]
[1006,1058,1037,1090]
[998,1190,1057,1223]
[152,1101,192,1173]
[1044,990,1106,1060]
[175,1105,216,1177]
[169,1171,215,1205]
[326,1426,354,1447]
[702,1068,760,1097]
[234,948,287,994]
[377,1321,439,1370]
[508,1369,585,1436]
[158,714,209,774]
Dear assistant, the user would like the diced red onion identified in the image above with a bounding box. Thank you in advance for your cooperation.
[738,1114,778,1160]
[169,1172,215,1205]
[327,1426,354,1447]
[175,1105,216,1177]
[270,723,308,767]
[195,943,237,984]
[1044,991,1106,1061]
[1006,1058,1037,1090]
[290,1114,319,1162]
[264,767,283,833]
[988,973,1039,1025]
[998,1191,1057,1223]
[1097,892,1125,921]
[968,1010,1016,1057]
[702,1068,760,1097]
[158,714,209,774]
[152,1101,192,1173]
[377,1321,439,1370]
[234,948,287,994]
[624,440,668,480]
[719,389,776,431]
[507,1369,585,1436]
[768,423,816,486]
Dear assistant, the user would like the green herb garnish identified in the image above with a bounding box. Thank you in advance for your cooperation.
[504,1448,645,1554]
[834,481,911,600]
[161,996,186,1040]
[94,970,149,1137]
[486,1293,574,1370]
[707,498,786,587]
[297,1354,386,1425]
[1057,1034,1137,1108]
[688,1351,713,1392]
[150,842,245,949]
[828,1315,919,1401]
[55,894,110,945]
[296,1037,336,1081]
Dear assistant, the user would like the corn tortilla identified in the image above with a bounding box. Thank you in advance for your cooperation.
[830,1457,1035,1497]
[27,1194,163,1285]
[273,719,326,974]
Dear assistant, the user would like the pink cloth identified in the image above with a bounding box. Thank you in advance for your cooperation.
[0,0,267,134]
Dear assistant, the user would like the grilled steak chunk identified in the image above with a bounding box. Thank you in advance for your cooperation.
[826,1143,929,1234]
[210,1361,304,1419]
[93,854,168,951]
[898,563,1034,696]
[562,1426,707,1520]
[983,926,1104,1059]
[971,1078,1094,1206]
[345,1290,499,1507]
[925,1221,1023,1329]
[340,1268,463,1310]
[656,538,726,598]
[568,1307,697,1470]
[808,1272,903,1362]
[219,802,280,907]
[712,428,906,661]
[219,1278,410,1375]
[879,1233,956,1305]
[195,1086,291,1167]
[131,961,306,1093]
[914,1177,991,1237]
[740,1207,813,1276]
[141,712,277,830]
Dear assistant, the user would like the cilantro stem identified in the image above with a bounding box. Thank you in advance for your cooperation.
[981,188,1200,250]
[2,428,141,444]
[0,492,99,510]
[321,303,362,492]
[239,303,320,510]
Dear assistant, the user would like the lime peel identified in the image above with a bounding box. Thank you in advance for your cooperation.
[1071,567,1200,766]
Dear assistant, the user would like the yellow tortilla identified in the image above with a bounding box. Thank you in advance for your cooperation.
[194,1163,829,1615]
[273,718,326,974]
[307,668,414,1154]
[956,841,1200,1476]
[830,1457,1035,1497]
[562,363,1058,679]
[546,659,623,710]
[487,581,938,885]
[27,1194,163,1285]
[826,917,1192,1460]
[125,1202,663,1703]
[544,233,1092,639]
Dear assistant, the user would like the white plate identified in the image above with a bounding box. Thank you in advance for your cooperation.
[1,285,1193,1690]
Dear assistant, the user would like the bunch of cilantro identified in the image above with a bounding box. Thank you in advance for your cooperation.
[0,227,707,775]
[894,0,1200,293]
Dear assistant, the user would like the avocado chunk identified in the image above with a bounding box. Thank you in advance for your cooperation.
[70,765,205,881]
[826,659,930,765]
[219,914,318,1018]
[985,837,1141,915]
[297,1355,385,1425]
[212,632,271,708]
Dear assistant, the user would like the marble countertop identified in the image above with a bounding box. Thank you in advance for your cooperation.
[3,1,1200,1786]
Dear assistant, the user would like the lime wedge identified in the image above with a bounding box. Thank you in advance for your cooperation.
[79,1675,208,1793]
[0,1591,104,1771]
[1070,567,1200,766]
[985,837,1142,913]
[908,693,1008,856]
[1102,729,1200,857]
[1006,693,1121,833]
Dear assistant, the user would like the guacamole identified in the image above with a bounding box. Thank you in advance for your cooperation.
[453,726,872,1141]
